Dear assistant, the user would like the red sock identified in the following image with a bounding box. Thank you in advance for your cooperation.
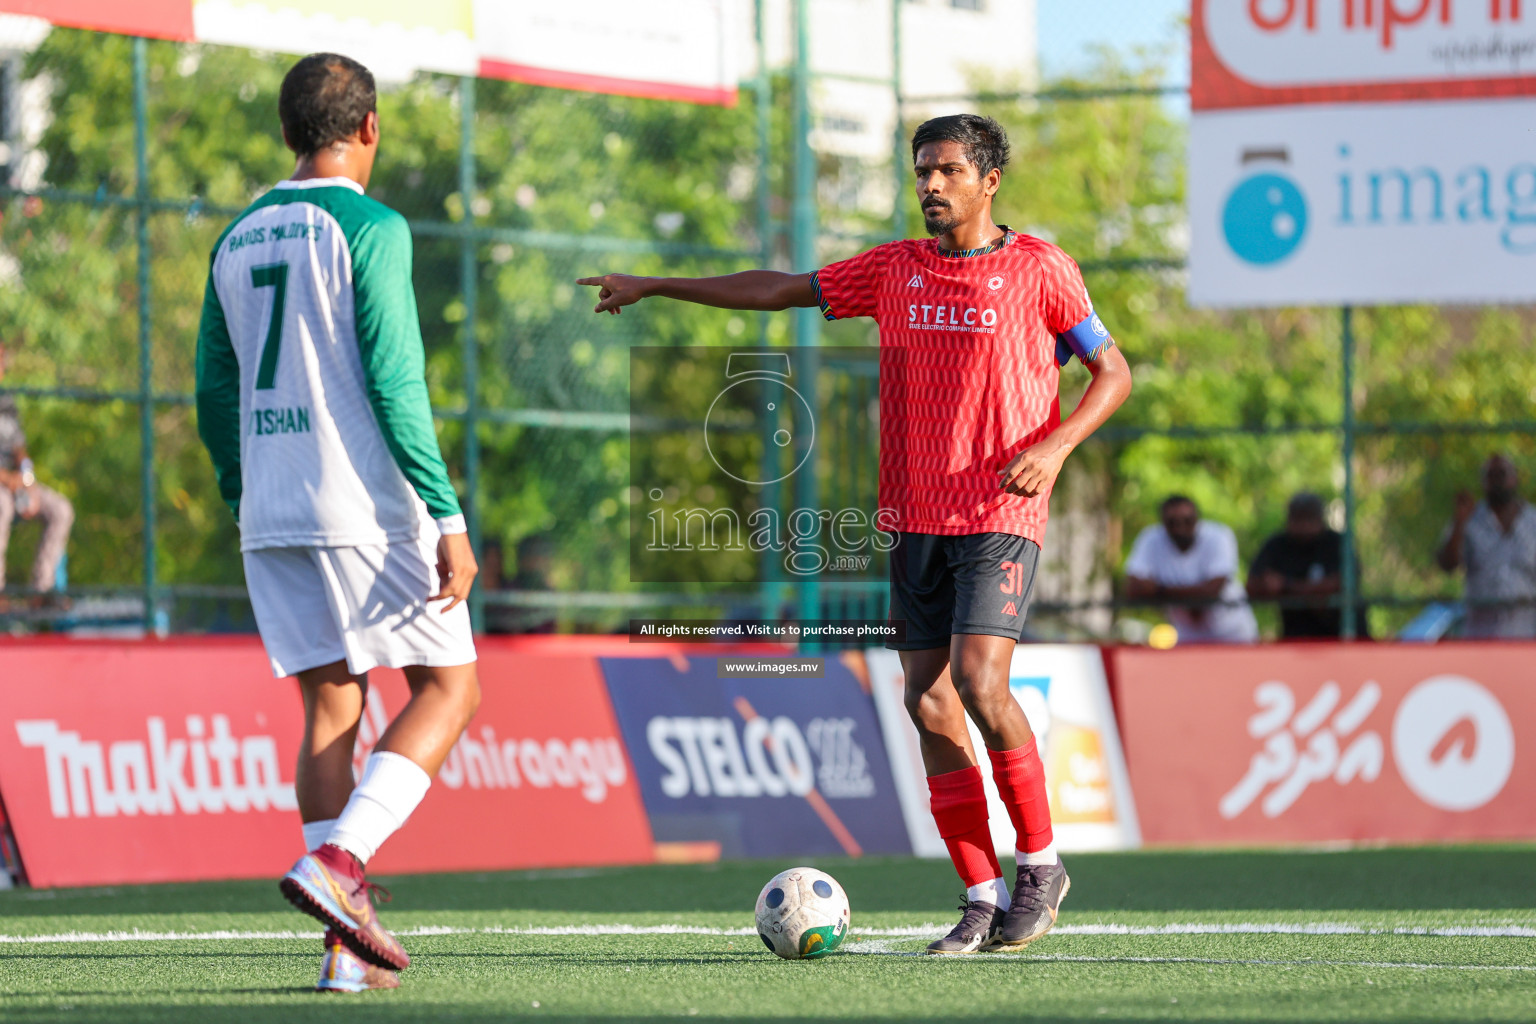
[927,766,1001,887]
[989,740,1054,855]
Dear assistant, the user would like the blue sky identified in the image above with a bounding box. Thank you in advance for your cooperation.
[1035,0,1188,81]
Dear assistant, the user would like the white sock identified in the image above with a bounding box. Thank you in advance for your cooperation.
[325,752,432,865]
[966,876,1011,911]
[1018,842,1060,868]
[302,817,337,853]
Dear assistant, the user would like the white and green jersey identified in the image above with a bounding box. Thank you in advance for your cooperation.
[195,177,463,551]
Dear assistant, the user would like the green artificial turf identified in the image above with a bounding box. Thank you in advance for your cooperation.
[0,846,1532,1022]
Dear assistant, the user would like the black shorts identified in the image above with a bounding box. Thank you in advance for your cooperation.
[886,531,1040,650]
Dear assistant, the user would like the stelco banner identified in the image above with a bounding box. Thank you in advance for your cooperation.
[0,638,654,887]
[1190,0,1536,307]
[1112,644,1536,845]
[599,654,912,860]
[0,0,737,103]
[866,646,1141,857]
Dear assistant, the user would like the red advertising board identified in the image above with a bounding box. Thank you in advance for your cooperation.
[1112,644,1536,846]
[0,637,652,887]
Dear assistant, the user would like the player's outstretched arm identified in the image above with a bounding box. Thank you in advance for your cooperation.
[998,344,1132,498]
[576,271,816,314]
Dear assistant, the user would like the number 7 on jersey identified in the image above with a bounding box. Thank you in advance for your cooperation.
[251,262,288,391]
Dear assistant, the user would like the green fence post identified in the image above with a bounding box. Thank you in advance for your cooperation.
[1341,305,1357,641]
[891,0,905,241]
[791,0,820,628]
[753,0,783,620]
[458,75,483,633]
[133,36,157,632]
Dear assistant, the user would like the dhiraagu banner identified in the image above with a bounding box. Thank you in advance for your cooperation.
[1189,0,1536,307]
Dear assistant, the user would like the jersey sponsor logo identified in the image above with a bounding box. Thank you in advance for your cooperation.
[250,406,312,436]
[907,303,999,333]
[225,222,323,253]
[907,273,924,287]
[13,715,298,819]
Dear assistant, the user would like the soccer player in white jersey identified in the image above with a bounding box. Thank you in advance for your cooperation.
[194,53,480,993]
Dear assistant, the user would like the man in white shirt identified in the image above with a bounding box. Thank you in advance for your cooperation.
[1123,495,1257,643]
[1436,454,1536,638]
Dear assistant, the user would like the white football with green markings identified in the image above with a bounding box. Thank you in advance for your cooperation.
[754,866,851,960]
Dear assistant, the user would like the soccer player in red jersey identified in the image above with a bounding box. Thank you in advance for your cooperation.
[578,114,1132,955]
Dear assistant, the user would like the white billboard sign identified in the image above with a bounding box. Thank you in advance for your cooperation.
[1189,0,1536,308]
[866,646,1141,857]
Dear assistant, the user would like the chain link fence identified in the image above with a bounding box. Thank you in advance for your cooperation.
[0,4,1529,643]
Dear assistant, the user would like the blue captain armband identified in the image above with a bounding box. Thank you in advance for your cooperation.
[1055,310,1115,367]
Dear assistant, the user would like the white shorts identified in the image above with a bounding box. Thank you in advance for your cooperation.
[243,533,477,678]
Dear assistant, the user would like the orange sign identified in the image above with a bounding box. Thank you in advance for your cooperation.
[1112,644,1536,845]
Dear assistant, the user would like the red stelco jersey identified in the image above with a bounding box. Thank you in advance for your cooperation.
[812,232,1100,543]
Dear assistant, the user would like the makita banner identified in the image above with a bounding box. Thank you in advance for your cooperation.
[599,653,911,859]
[0,638,652,887]
[1112,644,1536,846]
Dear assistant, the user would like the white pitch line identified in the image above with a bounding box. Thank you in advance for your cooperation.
[841,938,1536,971]
[1,921,1534,945]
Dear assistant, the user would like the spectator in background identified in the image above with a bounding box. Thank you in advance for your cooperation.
[1436,454,1536,638]
[1124,495,1257,643]
[508,534,558,634]
[1247,492,1368,639]
[0,341,75,602]
[479,533,559,635]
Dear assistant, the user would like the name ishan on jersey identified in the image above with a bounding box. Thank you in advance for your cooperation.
[227,221,325,252]
[251,406,312,436]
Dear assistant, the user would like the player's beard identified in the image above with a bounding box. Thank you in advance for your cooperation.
[921,188,979,237]
[922,199,959,236]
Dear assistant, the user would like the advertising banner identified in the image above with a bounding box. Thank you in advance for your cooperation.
[866,645,1141,857]
[1189,0,1536,307]
[0,1,738,103]
[363,645,655,876]
[0,638,653,887]
[1112,644,1536,846]
[599,653,912,859]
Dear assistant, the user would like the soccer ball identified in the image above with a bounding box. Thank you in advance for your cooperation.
[754,866,850,960]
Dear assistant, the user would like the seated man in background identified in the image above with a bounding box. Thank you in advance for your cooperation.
[1247,492,1368,640]
[1436,453,1536,638]
[0,341,74,603]
[1124,494,1257,643]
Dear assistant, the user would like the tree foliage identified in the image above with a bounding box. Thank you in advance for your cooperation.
[1,32,1528,636]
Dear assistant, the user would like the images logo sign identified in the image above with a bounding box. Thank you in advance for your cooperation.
[1222,172,1308,265]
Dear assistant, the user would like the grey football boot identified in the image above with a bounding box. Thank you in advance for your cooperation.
[995,860,1071,950]
[925,897,1007,955]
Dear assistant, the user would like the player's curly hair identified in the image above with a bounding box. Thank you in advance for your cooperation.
[910,114,1011,177]
[279,53,376,157]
